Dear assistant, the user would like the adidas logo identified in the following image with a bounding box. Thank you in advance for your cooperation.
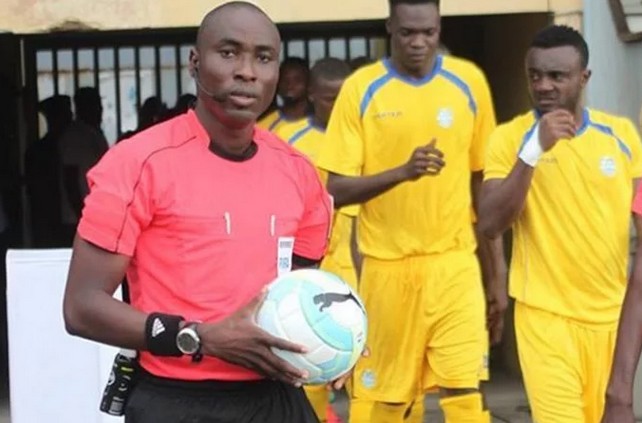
[152,318,166,337]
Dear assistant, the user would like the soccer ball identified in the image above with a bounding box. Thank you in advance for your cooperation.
[255,269,368,385]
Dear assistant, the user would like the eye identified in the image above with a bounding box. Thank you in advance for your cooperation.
[257,53,273,64]
[399,29,411,37]
[219,49,236,59]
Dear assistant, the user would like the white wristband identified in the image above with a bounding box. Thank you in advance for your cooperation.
[518,123,543,167]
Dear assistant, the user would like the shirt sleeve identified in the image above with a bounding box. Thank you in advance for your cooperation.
[483,125,518,181]
[469,66,497,172]
[633,184,642,215]
[77,144,155,256]
[294,159,333,261]
[620,118,642,179]
[316,77,365,177]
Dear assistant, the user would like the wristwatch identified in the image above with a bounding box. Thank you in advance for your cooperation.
[176,322,201,356]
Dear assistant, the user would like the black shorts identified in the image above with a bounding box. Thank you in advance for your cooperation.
[125,371,320,423]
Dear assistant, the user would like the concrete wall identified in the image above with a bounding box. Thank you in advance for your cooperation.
[2,0,581,33]
[585,0,642,123]
[585,0,642,416]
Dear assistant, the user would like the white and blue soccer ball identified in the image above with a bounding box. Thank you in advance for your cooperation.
[256,269,368,385]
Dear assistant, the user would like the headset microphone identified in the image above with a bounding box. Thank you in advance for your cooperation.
[193,67,226,102]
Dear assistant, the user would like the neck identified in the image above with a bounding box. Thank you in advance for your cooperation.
[573,104,586,128]
[281,100,308,120]
[310,115,327,131]
[390,53,437,79]
[194,102,254,156]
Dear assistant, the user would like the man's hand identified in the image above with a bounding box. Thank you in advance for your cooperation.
[400,139,445,181]
[327,347,370,391]
[539,109,576,151]
[486,277,508,345]
[198,290,309,386]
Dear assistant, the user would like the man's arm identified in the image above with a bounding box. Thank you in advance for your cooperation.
[603,188,642,418]
[471,171,508,345]
[477,163,534,239]
[478,110,577,238]
[63,236,309,385]
[327,140,445,208]
[63,236,147,347]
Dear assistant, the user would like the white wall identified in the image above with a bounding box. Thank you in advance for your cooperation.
[584,0,642,124]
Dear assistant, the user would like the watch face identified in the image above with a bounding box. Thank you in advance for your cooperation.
[177,329,199,355]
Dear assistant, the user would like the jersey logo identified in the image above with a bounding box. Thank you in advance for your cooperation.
[374,111,402,120]
[437,107,454,128]
[361,369,376,389]
[599,156,617,177]
[313,291,362,312]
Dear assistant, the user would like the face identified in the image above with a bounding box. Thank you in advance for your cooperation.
[309,77,344,127]
[190,7,280,128]
[387,3,441,77]
[526,46,590,115]
[278,65,309,105]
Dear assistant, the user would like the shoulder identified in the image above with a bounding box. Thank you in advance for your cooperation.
[100,113,198,170]
[255,127,318,175]
[587,109,637,134]
[493,111,538,141]
[274,118,310,142]
[440,55,487,84]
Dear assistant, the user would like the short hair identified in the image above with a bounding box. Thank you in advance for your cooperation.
[197,2,270,49]
[389,0,439,12]
[74,87,101,108]
[310,58,352,84]
[280,57,309,73]
[530,25,589,68]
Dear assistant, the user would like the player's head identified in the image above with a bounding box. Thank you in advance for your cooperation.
[189,1,281,129]
[386,0,441,77]
[308,58,351,128]
[277,57,310,106]
[39,95,72,133]
[526,25,591,115]
[74,87,103,127]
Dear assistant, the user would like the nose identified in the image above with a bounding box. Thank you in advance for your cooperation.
[409,33,428,50]
[235,54,257,81]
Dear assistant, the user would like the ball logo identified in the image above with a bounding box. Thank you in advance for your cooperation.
[599,156,616,177]
[313,291,364,313]
[437,107,454,128]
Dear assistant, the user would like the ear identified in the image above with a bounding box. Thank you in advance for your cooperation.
[581,68,592,88]
[189,48,199,78]
[385,18,392,35]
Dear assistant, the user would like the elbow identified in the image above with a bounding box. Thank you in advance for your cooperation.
[63,295,88,338]
[477,215,503,240]
[326,183,346,209]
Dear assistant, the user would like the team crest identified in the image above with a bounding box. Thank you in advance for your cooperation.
[599,156,617,177]
[437,107,454,128]
[361,369,376,389]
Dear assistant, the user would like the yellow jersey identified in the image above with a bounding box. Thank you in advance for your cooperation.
[257,109,298,133]
[316,55,496,259]
[276,118,358,270]
[484,108,642,325]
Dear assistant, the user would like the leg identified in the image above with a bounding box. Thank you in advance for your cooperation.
[304,385,329,422]
[353,258,426,423]
[425,252,489,423]
[580,326,617,423]
[515,302,584,423]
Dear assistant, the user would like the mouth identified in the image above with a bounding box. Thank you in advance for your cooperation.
[228,91,258,108]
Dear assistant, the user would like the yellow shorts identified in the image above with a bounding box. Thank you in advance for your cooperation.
[320,253,358,291]
[353,251,488,403]
[515,302,617,423]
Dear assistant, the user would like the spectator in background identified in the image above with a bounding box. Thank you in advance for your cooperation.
[258,57,310,132]
[119,96,169,142]
[59,87,108,245]
[25,95,72,247]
